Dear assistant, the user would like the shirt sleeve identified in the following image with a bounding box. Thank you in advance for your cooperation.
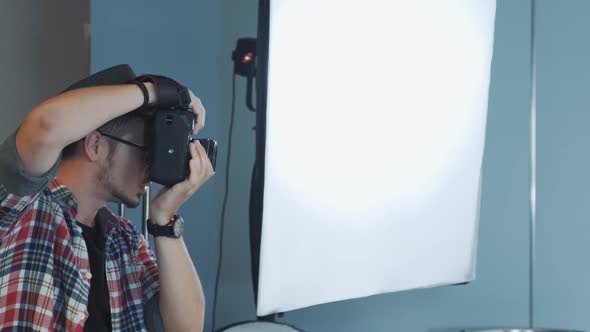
[138,233,160,304]
[138,232,163,330]
[0,130,61,197]
[0,130,61,236]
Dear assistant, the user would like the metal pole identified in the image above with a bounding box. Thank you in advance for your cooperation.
[142,186,150,240]
[118,203,125,218]
[529,0,537,328]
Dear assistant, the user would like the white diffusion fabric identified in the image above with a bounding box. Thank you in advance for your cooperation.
[257,0,496,316]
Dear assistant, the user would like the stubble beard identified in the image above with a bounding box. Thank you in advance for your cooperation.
[97,158,141,209]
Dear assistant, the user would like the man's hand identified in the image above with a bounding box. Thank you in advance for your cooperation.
[149,140,214,225]
[189,90,206,135]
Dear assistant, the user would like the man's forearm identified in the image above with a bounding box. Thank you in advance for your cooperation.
[16,83,157,177]
[29,83,156,149]
[154,236,205,331]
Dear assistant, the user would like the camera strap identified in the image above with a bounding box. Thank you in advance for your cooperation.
[135,74,191,109]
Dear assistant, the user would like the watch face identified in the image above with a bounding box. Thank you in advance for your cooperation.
[173,216,184,238]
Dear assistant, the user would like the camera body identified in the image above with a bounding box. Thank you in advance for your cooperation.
[135,74,217,187]
[148,107,218,187]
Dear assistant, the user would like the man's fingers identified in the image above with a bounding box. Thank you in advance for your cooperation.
[189,90,206,134]
[188,142,203,185]
[195,140,214,176]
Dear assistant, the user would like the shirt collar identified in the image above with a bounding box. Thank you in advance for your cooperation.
[47,178,120,236]
[96,206,121,236]
[47,178,78,212]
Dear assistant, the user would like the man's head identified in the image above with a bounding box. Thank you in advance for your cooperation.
[62,111,151,208]
[59,64,150,208]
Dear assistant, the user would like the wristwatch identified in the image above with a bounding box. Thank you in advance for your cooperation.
[147,214,184,238]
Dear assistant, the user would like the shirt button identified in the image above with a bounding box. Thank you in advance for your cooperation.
[85,272,92,280]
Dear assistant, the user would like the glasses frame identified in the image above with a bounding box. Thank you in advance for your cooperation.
[98,131,147,151]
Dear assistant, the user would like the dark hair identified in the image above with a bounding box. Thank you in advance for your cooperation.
[61,110,147,160]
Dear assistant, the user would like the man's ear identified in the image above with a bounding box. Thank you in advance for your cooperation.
[83,131,109,162]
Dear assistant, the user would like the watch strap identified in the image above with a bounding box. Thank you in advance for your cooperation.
[147,215,179,238]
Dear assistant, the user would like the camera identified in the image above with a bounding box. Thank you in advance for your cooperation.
[147,107,218,187]
[134,73,218,187]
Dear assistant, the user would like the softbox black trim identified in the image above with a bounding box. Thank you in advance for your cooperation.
[249,0,271,319]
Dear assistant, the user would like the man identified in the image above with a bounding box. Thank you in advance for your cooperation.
[0,64,212,331]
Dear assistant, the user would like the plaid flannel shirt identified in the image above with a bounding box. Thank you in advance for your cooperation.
[0,130,161,331]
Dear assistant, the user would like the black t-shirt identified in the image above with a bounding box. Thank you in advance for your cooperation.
[77,221,112,332]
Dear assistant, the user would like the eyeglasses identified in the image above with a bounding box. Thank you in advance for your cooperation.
[99,131,148,162]
[99,131,146,150]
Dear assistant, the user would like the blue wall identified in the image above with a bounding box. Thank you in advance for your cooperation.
[536,1,590,330]
[91,1,587,331]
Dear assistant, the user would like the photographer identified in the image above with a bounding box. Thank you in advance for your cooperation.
[0,65,212,331]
